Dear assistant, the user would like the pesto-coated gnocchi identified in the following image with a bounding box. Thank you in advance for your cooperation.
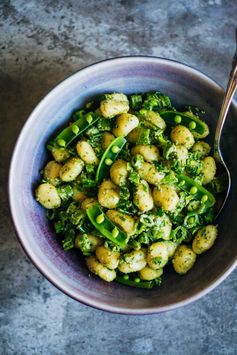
[100,93,129,118]
[60,157,84,182]
[142,111,166,130]
[118,249,147,273]
[51,147,70,162]
[133,180,154,212]
[35,183,61,209]
[202,156,216,185]
[127,127,141,143]
[192,141,211,157]
[98,179,120,209]
[95,245,120,270]
[75,233,103,253]
[131,145,160,162]
[138,161,165,185]
[76,141,99,165]
[43,160,62,186]
[81,197,97,210]
[172,245,197,275]
[36,91,221,288]
[102,132,115,150]
[110,159,128,186]
[139,266,163,281]
[175,145,188,165]
[147,242,169,270]
[86,256,116,282]
[192,225,217,254]
[113,113,139,137]
[153,184,179,212]
[170,125,195,149]
[106,209,136,236]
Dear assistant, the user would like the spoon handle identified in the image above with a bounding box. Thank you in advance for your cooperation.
[214,33,237,162]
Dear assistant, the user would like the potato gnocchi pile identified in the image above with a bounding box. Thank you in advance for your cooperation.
[35,92,225,288]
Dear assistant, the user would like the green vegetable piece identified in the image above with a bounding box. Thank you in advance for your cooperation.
[190,186,198,194]
[123,274,129,280]
[189,121,196,130]
[177,174,215,208]
[49,112,99,149]
[105,158,113,166]
[160,111,208,137]
[96,137,126,182]
[174,115,182,123]
[116,276,155,289]
[112,227,119,238]
[86,204,128,247]
[57,139,66,147]
[86,113,93,124]
[134,277,141,283]
[111,145,120,154]
[201,194,208,203]
[183,213,199,229]
[71,125,79,134]
[96,214,105,224]
[171,225,187,243]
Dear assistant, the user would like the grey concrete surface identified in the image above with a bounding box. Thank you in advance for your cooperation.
[0,0,237,354]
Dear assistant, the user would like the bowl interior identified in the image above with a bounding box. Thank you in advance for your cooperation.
[9,57,237,314]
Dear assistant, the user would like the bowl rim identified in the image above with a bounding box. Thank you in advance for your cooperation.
[8,55,237,315]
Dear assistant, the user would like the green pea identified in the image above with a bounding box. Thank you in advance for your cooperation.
[189,121,196,130]
[179,180,186,186]
[190,186,198,194]
[201,195,208,203]
[105,158,113,166]
[86,113,93,124]
[71,125,79,134]
[96,214,105,224]
[139,109,147,115]
[57,139,66,147]
[111,145,120,154]
[188,216,195,225]
[112,227,119,238]
[123,274,129,280]
[134,277,141,283]
[174,115,182,124]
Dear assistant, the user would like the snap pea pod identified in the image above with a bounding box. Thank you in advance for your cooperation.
[177,174,216,208]
[159,111,209,137]
[48,112,99,149]
[96,137,126,182]
[116,275,155,289]
[86,204,128,247]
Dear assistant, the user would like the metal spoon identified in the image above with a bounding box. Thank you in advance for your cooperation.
[214,30,237,216]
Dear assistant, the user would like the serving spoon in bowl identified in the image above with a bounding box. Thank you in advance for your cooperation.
[214,31,237,217]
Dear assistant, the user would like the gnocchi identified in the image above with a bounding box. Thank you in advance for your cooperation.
[113,113,139,137]
[60,157,84,182]
[172,245,197,275]
[98,179,120,209]
[170,125,195,149]
[131,145,160,162]
[192,225,218,254]
[153,184,179,212]
[76,141,99,165]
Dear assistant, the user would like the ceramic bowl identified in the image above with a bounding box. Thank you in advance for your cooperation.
[9,57,237,314]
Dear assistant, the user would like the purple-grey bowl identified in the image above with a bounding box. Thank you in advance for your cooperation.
[9,57,237,314]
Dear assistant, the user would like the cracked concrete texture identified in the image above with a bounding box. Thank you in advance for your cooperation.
[0,0,237,354]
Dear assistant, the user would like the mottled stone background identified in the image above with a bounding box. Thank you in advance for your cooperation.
[0,0,236,354]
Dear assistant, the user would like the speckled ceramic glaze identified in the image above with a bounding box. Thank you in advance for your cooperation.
[9,57,237,314]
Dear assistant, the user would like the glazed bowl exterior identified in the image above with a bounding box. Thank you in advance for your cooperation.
[9,57,237,314]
